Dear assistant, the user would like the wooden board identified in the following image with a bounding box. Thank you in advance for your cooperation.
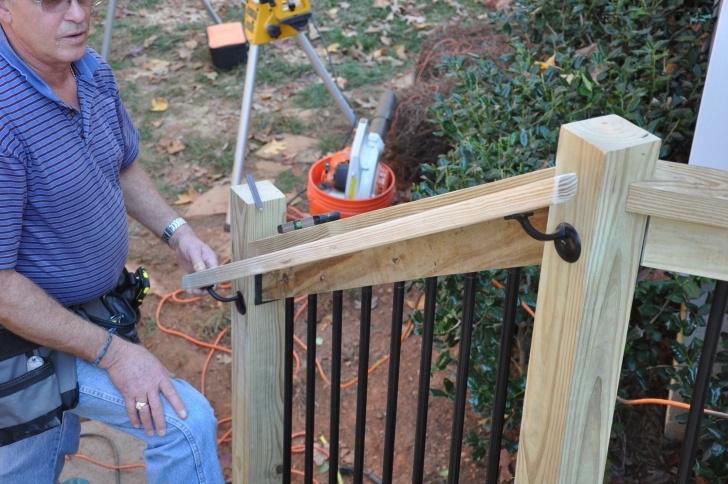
[641,217,728,280]
[183,172,577,290]
[258,209,548,299]
[249,167,557,257]
[628,159,728,279]
[228,181,288,484]
[516,115,661,482]
[627,160,728,229]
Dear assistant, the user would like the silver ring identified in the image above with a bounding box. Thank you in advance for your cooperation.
[135,401,148,411]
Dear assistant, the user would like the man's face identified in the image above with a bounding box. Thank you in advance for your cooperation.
[0,0,91,69]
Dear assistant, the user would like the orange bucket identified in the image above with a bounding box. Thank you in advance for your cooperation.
[307,149,396,218]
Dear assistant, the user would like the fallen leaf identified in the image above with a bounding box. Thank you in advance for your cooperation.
[319,314,332,332]
[173,185,199,203]
[335,76,349,89]
[261,139,287,155]
[498,449,513,483]
[143,35,158,48]
[177,47,192,59]
[215,354,232,365]
[150,97,169,112]
[589,64,608,83]
[535,54,557,73]
[159,138,185,155]
[574,43,598,57]
[373,0,388,7]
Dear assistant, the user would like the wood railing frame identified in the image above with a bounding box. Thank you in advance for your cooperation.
[182,114,728,483]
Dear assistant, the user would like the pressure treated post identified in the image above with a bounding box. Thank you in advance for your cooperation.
[515,115,660,482]
[230,181,286,483]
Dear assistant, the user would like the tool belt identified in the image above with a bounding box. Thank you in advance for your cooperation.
[67,267,150,344]
[0,267,150,447]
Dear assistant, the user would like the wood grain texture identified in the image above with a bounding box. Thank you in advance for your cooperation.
[259,209,548,299]
[229,181,287,484]
[642,217,728,280]
[627,160,728,228]
[183,173,577,290]
[249,167,556,257]
[516,115,661,483]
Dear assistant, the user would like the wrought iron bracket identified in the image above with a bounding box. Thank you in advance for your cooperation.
[254,274,277,306]
[505,212,581,263]
[205,286,246,315]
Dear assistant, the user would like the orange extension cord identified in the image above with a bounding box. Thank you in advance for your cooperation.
[69,208,728,475]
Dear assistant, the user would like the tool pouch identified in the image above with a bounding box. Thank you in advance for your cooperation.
[67,267,149,344]
[0,327,79,447]
[69,293,141,344]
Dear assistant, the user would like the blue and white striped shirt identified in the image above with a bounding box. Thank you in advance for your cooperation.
[0,27,140,306]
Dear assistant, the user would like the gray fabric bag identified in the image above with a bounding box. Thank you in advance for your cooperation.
[0,326,78,447]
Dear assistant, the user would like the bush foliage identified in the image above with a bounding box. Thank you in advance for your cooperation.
[411,0,728,478]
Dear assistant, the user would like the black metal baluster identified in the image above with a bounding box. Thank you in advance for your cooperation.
[354,286,373,484]
[305,294,318,484]
[448,273,478,484]
[413,277,438,483]
[382,282,406,482]
[284,297,294,484]
[486,268,522,484]
[676,280,728,483]
[329,291,343,484]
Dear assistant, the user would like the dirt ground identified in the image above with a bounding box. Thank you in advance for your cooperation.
[120,212,489,483]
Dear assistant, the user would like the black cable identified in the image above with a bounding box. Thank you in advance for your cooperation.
[286,187,308,206]
[309,13,341,81]
[338,465,383,484]
[79,432,122,484]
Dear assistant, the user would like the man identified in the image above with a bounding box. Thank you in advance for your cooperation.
[0,0,225,482]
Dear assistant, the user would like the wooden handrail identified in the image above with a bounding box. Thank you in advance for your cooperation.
[183,172,578,290]
[628,160,728,281]
[627,160,728,228]
[249,166,558,257]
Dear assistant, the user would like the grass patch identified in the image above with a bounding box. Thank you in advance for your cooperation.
[275,169,305,194]
[294,83,337,109]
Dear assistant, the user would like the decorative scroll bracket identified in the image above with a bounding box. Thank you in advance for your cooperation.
[505,212,581,263]
[205,286,247,315]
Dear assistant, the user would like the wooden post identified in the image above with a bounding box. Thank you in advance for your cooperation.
[516,115,661,482]
[230,181,286,483]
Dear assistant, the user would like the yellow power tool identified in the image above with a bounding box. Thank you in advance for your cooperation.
[244,0,312,45]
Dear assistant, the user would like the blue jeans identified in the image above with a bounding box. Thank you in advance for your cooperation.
[0,358,225,483]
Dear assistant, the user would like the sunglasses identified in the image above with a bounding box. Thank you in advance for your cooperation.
[34,0,101,14]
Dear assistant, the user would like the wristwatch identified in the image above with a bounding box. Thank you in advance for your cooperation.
[161,217,188,245]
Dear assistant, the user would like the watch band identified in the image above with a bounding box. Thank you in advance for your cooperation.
[161,217,187,244]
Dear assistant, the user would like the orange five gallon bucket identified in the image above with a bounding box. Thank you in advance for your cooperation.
[307,149,396,218]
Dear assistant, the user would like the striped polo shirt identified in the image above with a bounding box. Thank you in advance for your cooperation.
[0,27,140,306]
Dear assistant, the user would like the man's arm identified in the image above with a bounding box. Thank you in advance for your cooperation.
[120,162,218,274]
[0,268,186,437]
[116,161,220,431]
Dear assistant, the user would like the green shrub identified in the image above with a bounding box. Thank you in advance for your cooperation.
[411,0,724,477]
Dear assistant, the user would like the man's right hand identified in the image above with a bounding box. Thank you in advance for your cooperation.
[99,337,187,437]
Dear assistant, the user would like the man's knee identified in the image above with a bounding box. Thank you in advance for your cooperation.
[170,382,218,439]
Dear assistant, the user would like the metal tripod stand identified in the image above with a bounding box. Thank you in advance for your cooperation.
[225,32,357,227]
